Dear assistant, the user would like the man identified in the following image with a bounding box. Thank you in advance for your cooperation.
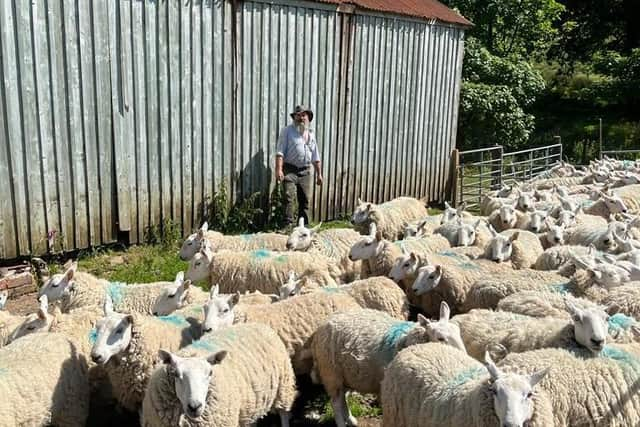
[275,105,323,227]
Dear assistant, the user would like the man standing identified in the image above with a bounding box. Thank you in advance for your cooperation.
[275,105,323,227]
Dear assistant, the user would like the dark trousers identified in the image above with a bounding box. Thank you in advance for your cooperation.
[283,163,313,226]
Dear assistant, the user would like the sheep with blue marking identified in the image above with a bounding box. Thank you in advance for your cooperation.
[89,297,197,412]
[481,226,543,269]
[380,343,553,427]
[179,221,288,261]
[286,218,362,282]
[186,243,339,295]
[351,196,428,240]
[309,303,465,427]
[38,263,178,314]
[497,341,640,426]
[0,333,90,426]
[141,323,297,427]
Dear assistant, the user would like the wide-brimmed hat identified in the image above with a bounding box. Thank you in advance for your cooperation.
[290,105,314,122]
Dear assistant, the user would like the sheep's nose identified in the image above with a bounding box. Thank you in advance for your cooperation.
[348,255,354,261]
[188,403,202,412]
[153,311,159,316]
[591,338,604,348]
[202,327,212,334]
[286,243,293,250]
[554,237,561,243]
[531,227,539,232]
[604,239,610,245]
[623,209,628,213]
[91,353,103,364]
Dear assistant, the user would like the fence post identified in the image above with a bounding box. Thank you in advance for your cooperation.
[449,149,460,206]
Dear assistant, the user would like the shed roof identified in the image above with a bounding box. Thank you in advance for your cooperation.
[315,0,472,27]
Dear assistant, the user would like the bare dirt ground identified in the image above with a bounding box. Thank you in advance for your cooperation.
[4,291,39,315]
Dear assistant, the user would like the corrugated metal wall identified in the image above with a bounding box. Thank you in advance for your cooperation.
[0,0,465,258]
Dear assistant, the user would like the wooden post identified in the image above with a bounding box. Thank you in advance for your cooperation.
[448,149,460,207]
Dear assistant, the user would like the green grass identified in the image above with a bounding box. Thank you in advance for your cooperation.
[318,393,382,422]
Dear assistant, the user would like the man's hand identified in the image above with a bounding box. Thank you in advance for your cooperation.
[316,175,323,186]
[276,169,284,182]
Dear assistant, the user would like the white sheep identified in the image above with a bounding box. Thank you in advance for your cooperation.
[439,201,473,224]
[613,183,640,214]
[403,216,442,237]
[487,203,525,232]
[482,227,543,269]
[179,221,288,260]
[286,218,362,282]
[538,219,567,249]
[141,323,296,427]
[514,208,549,233]
[453,299,610,362]
[89,297,197,411]
[348,223,450,278]
[310,303,465,427]
[582,191,629,218]
[186,243,338,295]
[480,195,515,216]
[433,218,488,247]
[351,196,428,240]
[565,222,622,252]
[39,263,177,314]
[380,343,552,427]
[0,333,90,426]
[496,291,600,319]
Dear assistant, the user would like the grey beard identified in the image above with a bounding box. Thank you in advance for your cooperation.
[296,122,308,133]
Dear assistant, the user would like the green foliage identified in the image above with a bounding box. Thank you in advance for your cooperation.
[266,182,287,231]
[207,180,264,234]
[319,393,382,422]
[143,219,182,250]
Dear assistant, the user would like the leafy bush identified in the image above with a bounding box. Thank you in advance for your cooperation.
[206,180,264,234]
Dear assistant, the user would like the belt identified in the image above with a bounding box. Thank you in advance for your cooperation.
[284,163,310,172]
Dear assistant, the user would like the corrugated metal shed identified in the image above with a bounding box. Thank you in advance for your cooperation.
[0,0,468,258]
[315,0,472,26]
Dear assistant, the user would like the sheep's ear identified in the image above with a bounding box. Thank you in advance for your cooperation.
[439,301,450,321]
[357,197,364,205]
[210,284,219,298]
[588,268,602,280]
[201,221,209,232]
[65,263,77,281]
[631,325,640,339]
[564,297,583,322]
[287,271,297,282]
[459,201,467,211]
[228,292,240,307]
[528,367,550,388]
[369,222,377,236]
[366,203,372,212]
[103,295,114,316]
[293,280,305,294]
[124,314,135,326]
[174,271,184,285]
[207,350,228,366]
[410,252,417,261]
[182,280,191,290]
[444,201,452,210]
[416,313,431,327]
[509,231,519,242]
[488,224,497,237]
[298,217,305,228]
[37,295,48,320]
[158,349,177,367]
[473,219,482,230]
[375,231,382,242]
[401,244,409,256]
[484,351,502,380]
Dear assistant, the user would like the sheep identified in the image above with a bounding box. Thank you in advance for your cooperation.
[380,343,552,427]
[515,190,536,212]
[4,295,51,344]
[89,297,197,412]
[487,203,525,232]
[407,254,520,315]
[286,218,362,282]
[440,201,473,224]
[497,291,601,320]
[141,323,296,427]
[582,191,629,218]
[39,263,177,314]
[0,333,90,426]
[482,227,543,269]
[565,222,622,252]
[186,243,339,295]
[514,209,548,233]
[497,344,640,426]
[403,216,441,237]
[351,196,428,240]
[348,224,450,278]
[480,195,515,216]
[179,221,288,260]
[613,183,640,214]
[433,218,489,248]
[309,303,465,427]
[533,244,595,271]
[453,300,610,362]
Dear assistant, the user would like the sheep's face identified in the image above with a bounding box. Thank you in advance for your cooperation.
[545,224,565,246]
[152,272,191,316]
[597,227,617,251]
[351,201,373,225]
[499,205,517,228]
[528,211,547,233]
[405,219,430,237]
[279,272,303,300]
[516,192,534,211]
[388,252,421,282]
[496,185,513,198]
[602,194,628,214]
[0,290,7,310]
[556,210,576,228]
[588,264,630,288]
[418,302,466,352]
[441,201,465,225]
[186,249,213,284]
[457,223,478,247]
[411,265,442,296]
[201,292,238,334]
[348,232,383,261]
[38,264,76,302]
[179,232,204,261]
[8,296,51,343]
[487,232,517,263]
[91,312,133,365]
[565,301,608,354]
[159,350,226,420]
[485,353,548,427]
[286,226,312,251]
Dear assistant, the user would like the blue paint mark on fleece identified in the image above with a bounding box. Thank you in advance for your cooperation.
[437,251,479,271]
[156,314,189,327]
[0,367,7,377]
[250,249,272,260]
[88,327,98,345]
[321,287,342,294]
[240,234,253,242]
[380,322,415,355]
[447,366,486,388]
[190,339,216,352]
[106,282,127,306]
[608,313,636,333]
[601,346,640,372]
[548,283,570,295]
[437,251,468,262]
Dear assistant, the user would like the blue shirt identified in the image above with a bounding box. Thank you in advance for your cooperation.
[276,125,320,168]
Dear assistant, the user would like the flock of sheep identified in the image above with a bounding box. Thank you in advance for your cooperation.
[1,156,640,426]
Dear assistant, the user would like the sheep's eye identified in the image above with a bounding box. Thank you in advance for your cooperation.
[365,242,372,247]
[116,328,124,334]
[404,262,411,267]
[438,337,446,342]
[27,325,36,330]
[195,262,201,267]
[187,242,193,246]
[222,308,229,314]
[51,283,59,288]
[289,291,296,296]
[168,294,175,299]
[506,242,511,247]
[526,391,533,399]
[429,274,436,279]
